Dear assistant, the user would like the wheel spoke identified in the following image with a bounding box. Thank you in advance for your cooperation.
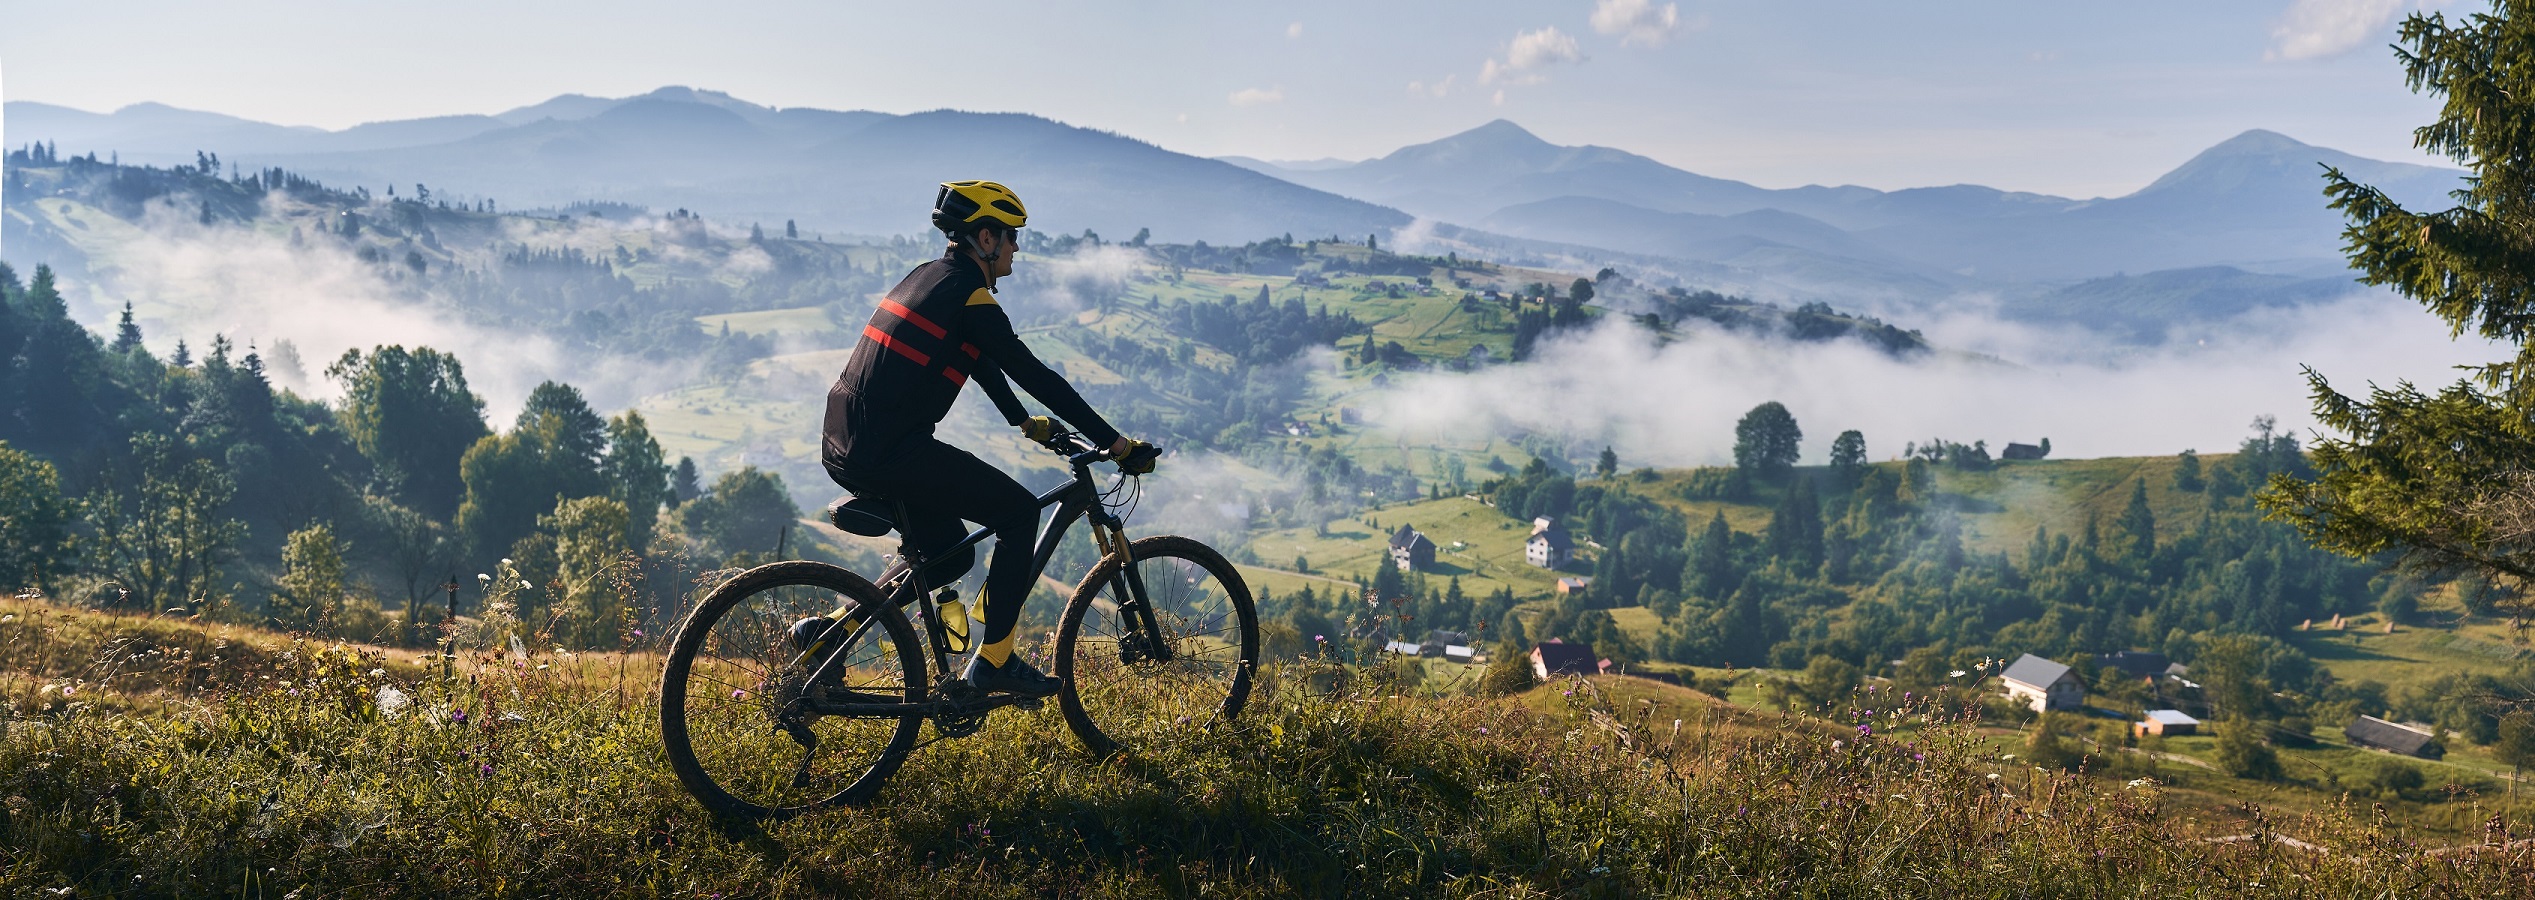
[1059,539,1256,756]
[663,566,924,818]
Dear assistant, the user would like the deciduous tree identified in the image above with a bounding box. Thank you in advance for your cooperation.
[1733,401,1802,481]
[329,346,488,519]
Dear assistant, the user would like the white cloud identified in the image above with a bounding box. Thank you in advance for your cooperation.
[1287,21,1304,39]
[2266,0,2407,61]
[1591,0,1683,47]
[1228,85,1285,107]
[1483,26,1585,86]
[1361,290,2501,467]
[1407,74,1457,99]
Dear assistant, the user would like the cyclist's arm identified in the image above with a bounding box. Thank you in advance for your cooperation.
[970,357,1031,426]
[960,290,1123,448]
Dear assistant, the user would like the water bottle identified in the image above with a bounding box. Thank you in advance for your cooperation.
[937,589,971,652]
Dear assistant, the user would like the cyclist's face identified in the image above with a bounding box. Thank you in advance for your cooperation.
[981,228,1018,278]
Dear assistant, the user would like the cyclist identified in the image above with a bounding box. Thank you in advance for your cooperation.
[821,180,1150,698]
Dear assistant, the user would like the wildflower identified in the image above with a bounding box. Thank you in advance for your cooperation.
[478,763,493,777]
[451,709,468,724]
[1832,740,1844,750]
[2126,778,2156,789]
[1477,727,1488,734]
[500,558,514,566]
[1314,634,1325,642]
[60,685,75,697]
[477,574,491,584]
[632,629,644,637]
[368,668,385,677]
[1986,773,2001,780]
[520,580,533,590]
[1857,724,1872,737]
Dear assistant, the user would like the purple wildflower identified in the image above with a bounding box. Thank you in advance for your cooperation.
[1857,724,1872,736]
[451,709,468,724]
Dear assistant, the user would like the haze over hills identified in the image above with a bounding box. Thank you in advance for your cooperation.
[0,87,2465,332]
[3,87,1407,246]
[1230,120,2465,286]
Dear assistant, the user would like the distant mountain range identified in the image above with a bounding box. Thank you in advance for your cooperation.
[4,87,1405,245]
[1225,120,2462,285]
[2,87,2468,334]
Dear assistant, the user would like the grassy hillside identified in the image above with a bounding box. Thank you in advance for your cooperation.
[4,594,2528,897]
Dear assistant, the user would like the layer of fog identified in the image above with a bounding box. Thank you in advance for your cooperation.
[59,195,704,421]
[1367,289,2505,466]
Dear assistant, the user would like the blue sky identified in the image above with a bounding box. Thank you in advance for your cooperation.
[0,0,2464,197]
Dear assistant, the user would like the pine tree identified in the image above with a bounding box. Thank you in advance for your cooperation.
[785,219,798,239]
[2120,478,2156,561]
[1766,476,1824,570]
[112,302,145,353]
[671,456,702,504]
[2266,6,2535,596]
[1684,511,1740,601]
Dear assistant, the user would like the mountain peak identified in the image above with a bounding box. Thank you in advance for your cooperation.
[2203,128,2308,155]
[1444,119,1551,149]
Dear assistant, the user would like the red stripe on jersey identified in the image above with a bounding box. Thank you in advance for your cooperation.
[942,367,968,387]
[863,324,931,366]
[879,300,948,340]
[960,342,981,358]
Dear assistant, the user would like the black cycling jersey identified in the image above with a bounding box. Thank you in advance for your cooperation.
[823,250,1121,470]
[821,248,1121,665]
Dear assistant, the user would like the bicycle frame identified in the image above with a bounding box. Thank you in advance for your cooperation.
[792,437,1173,713]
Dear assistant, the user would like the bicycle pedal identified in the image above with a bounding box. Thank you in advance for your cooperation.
[1011,696,1043,711]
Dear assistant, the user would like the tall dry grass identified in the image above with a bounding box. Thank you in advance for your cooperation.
[0,592,2529,897]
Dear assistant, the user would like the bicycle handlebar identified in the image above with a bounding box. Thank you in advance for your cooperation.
[1035,428,1161,472]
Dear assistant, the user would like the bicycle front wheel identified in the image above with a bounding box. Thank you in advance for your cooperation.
[659,561,925,818]
[1055,535,1259,757]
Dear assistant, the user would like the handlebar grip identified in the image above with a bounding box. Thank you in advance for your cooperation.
[1119,442,1162,475]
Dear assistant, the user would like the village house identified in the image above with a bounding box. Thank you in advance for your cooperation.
[1554,576,1592,598]
[1531,640,1604,679]
[1999,442,2047,461]
[1389,525,1437,571]
[1424,630,1470,657]
[2346,715,2444,759]
[2000,653,2086,712]
[1527,517,1573,568]
[1382,639,1423,656]
[2135,709,2200,737]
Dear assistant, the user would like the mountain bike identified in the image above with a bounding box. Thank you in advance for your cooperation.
[657,430,1259,819]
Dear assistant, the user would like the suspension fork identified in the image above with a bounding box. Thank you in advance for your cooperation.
[1093,517,1175,663]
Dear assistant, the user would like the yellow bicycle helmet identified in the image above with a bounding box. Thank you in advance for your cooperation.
[933,180,1028,234]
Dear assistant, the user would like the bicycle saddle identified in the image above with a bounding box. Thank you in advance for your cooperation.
[824,495,895,537]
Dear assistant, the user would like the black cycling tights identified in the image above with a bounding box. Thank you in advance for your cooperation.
[827,435,1039,666]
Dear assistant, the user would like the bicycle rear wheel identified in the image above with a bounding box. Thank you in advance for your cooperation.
[1055,535,1259,756]
[659,561,925,818]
